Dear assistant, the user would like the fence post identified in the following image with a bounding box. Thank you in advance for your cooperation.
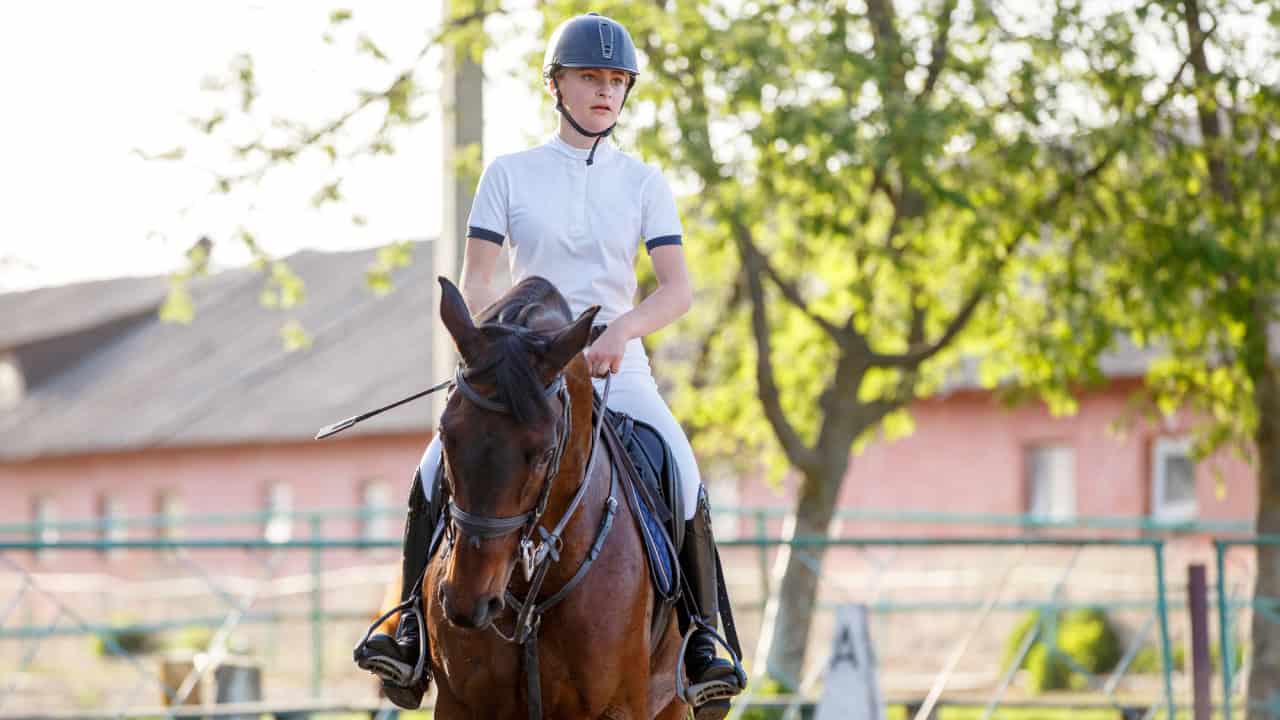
[311,514,324,699]
[1216,541,1234,720]
[1188,563,1211,720]
[756,510,770,598]
[1154,541,1176,720]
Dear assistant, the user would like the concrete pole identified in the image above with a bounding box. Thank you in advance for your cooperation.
[432,3,484,422]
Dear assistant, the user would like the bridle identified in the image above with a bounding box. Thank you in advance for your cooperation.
[322,318,624,720]
[443,363,582,582]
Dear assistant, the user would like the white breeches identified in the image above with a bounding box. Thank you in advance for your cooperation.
[419,339,702,520]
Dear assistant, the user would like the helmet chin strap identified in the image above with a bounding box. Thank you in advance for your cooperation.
[553,81,633,166]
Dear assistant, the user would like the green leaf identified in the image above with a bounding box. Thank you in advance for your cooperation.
[357,33,389,62]
[280,320,312,352]
[310,181,343,207]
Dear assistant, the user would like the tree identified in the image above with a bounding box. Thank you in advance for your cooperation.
[541,0,1184,686]
[181,0,1270,694]
[1002,1,1279,715]
[153,4,499,346]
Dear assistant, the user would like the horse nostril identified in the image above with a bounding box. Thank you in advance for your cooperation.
[469,594,504,628]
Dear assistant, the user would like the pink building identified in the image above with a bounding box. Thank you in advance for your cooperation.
[0,245,1262,709]
[0,243,1258,557]
[0,246,440,579]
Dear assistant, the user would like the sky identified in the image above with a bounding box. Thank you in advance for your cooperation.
[0,2,547,291]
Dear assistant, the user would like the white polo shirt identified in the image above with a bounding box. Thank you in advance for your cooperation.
[466,135,683,326]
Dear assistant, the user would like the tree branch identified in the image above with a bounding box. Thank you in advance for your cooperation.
[735,222,820,473]
[1182,0,1234,203]
[867,44,1199,370]
[751,244,847,342]
[919,0,959,100]
[869,282,985,367]
[688,273,746,391]
[210,10,497,192]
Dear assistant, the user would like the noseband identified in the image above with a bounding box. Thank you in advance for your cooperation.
[444,363,585,582]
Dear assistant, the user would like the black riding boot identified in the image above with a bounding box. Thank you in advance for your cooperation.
[678,487,747,720]
[354,467,441,709]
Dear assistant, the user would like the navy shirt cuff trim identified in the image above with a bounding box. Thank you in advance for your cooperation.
[645,235,682,252]
[468,226,505,245]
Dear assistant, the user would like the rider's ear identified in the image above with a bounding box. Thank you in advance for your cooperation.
[438,276,484,365]
[543,305,600,374]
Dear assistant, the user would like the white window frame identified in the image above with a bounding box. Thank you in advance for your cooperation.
[157,491,184,541]
[0,352,24,411]
[1151,437,1197,522]
[33,496,58,561]
[361,480,394,542]
[100,494,127,559]
[1026,444,1077,523]
[264,482,293,544]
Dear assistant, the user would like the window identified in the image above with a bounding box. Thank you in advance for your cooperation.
[1152,437,1197,522]
[361,481,394,541]
[1026,445,1076,522]
[264,482,293,544]
[0,352,23,411]
[32,496,58,561]
[157,491,184,540]
[99,494,127,559]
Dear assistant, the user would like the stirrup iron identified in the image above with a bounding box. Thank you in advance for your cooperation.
[675,620,747,707]
[354,596,427,688]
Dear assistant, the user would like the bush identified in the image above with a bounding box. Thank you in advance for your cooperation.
[1057,608,1121,674]
[739,676,790,720]
[1130,641,1243,674]
[1002,609,1044,672]
[168,625,215,652]
[90,616,157,657]
[1025,643,1072,694]
[165,625,252,655]
[1002,607,1123,693]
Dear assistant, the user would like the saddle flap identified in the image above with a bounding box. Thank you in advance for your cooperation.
[599,404,682,604]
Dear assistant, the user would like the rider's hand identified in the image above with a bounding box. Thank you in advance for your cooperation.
[584,321,630,377]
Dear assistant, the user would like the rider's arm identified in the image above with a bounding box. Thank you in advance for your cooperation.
[460,237,503,315]
[611,244,692,341]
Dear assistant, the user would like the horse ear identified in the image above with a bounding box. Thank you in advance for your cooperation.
[438,276,482,365]
[543,305,601,373]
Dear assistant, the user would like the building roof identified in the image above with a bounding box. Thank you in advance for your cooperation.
[0,243,440,461]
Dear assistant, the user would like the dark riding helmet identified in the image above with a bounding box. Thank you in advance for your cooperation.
[543,13,640,166]
[543,12,640,83]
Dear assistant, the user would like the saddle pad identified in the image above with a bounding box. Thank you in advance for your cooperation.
[602,407,682,604]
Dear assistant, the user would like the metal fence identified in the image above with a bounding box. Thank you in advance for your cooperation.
[0,509,1219,719]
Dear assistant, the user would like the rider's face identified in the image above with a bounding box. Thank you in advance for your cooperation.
[548,67,631,134]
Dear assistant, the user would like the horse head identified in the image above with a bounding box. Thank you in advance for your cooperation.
[433,276,598,630]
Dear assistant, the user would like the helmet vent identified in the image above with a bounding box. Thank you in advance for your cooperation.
[598,20,615,60]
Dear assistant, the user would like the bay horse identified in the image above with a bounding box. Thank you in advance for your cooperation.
[424,275,687,719]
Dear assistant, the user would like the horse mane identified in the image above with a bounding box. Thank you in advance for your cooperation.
[465,277,573,425]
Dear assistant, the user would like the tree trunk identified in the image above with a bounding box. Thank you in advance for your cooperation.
[760,463,846,688]
[1248,317,1280,719]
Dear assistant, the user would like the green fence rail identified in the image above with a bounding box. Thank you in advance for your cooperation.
[0,534,1184,719]
[0,506,1254,537]
[1213,536,1280,720]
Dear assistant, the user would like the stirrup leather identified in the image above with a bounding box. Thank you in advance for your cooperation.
[355,594,427,688]
[676,621,747,707]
